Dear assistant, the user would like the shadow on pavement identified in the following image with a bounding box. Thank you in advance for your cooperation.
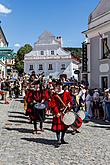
[90,119,110,125]
[86,124,110,129]
[8,111,25,115]
[21,137,56,146]
[8,119,29,124]
[66,130,74,134]
[4,127,33,133]
[44,127,52,131]
[44,120,52,124]
[0,102,6,104]
[8,115,28,119]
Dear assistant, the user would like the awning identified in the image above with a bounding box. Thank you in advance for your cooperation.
[0,47,16,59]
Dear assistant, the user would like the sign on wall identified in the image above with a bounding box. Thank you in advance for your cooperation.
[82,42,87,72]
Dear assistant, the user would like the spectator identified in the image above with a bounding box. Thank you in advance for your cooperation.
[93,89,100,119]
[85,89,93,119]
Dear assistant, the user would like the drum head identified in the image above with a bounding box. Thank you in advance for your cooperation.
[77,110,85,120]
[62,111,76,126]
[34,103,46,110]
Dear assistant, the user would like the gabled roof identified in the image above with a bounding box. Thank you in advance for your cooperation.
[88,0,110,24]
[35,31,56,45]
[0,26,8,46]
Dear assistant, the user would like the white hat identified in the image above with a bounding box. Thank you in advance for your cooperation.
[80,84,85,88]
[105,88,110,92]
[94,89,98,92]
[56,89,64,95]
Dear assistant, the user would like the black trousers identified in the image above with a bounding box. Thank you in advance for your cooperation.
[33,121,43,130]
[56,129,67,141]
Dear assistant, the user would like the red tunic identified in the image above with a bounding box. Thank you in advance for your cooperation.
[63,90,72,107]
[26,90,34,115]
[26,89,45,121]
[49,93,68,132]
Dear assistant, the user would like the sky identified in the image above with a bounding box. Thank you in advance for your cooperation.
[0,0,100,51]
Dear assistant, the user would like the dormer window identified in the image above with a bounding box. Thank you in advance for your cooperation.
[41,51,44,55]
[51,50,54,55]
[61,64,65,70]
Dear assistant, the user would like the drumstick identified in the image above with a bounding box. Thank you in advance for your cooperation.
[55,94,69,114]
[56,94,67,108]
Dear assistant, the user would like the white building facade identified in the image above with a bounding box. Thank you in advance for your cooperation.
[83,0,110,90]
[0,26,8,78]
[24,31,79,80]
[0,25,15,79]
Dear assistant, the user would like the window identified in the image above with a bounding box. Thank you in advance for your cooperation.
[61,64,65,70]
[101,76,108,91]
[41,51,44,55]
[102,38,108,59]
[39,64,43,70]
[51,51,54,55]
[29,65,33,70]
[48,64,53,70]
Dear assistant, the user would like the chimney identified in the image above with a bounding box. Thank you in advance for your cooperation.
[56,36,63,47]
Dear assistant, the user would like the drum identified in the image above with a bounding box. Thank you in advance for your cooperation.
[77,110,85,120]
[72,116,82,129]
[61,111,76,126]
[34,103,46,110]
[33,103,46,122]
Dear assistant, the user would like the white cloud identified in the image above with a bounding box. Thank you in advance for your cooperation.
[14,43,21,47]
[0,4,12,14]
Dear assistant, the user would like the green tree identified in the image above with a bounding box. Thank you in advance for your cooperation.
[15,44,32,74]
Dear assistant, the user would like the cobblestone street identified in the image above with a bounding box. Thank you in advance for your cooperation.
[0,99,110,165]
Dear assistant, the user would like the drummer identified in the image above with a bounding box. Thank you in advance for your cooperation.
[25,84,35,124]
[49,81,69,148]
[32,81,46,134]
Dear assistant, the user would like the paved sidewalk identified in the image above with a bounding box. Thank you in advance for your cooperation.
[0,99,110,165]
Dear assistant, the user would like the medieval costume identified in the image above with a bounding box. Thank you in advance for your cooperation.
[49,84,70,147]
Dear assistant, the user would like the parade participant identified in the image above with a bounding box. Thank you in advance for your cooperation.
[62,84,82,134]
[70,85,79,112]
[25,84,35,124]
[62,84,73,112]
[42,83,51,116]
[32,82,46,133]
[74,86,80,112]
[49,82,68,148]
[69,85,83,135]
